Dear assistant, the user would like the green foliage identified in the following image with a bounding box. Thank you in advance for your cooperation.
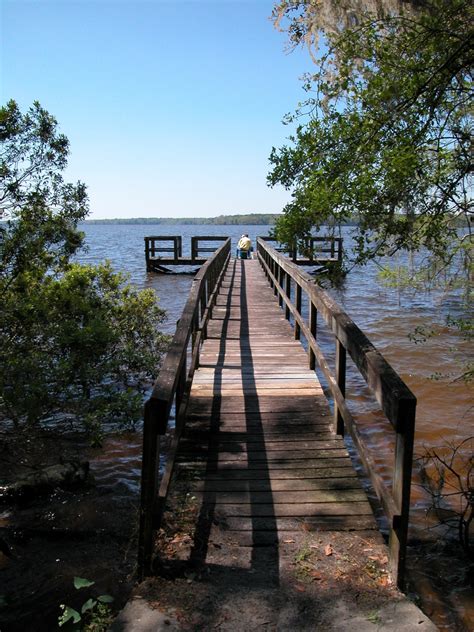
[0,101,168,439]
[58,577,114,631]
[269,0,473,279]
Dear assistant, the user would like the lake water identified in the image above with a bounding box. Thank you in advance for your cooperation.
[78,222,472,628]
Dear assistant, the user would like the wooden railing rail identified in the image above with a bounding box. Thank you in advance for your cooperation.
[138,238,231,576]
[257,238,416,588]
[260,235,342,263]
[191,236,228,260]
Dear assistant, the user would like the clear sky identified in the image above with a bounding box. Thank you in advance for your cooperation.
[1,0,310,219]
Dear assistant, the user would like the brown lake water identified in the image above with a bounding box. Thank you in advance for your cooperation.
[78,223,473,629]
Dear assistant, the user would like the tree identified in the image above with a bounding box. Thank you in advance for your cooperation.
[268,0,473,280]
[0,101,168,440]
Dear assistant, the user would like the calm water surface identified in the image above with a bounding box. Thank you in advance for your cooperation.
[79,223,472,628]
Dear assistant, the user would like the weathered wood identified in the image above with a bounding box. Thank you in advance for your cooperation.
[163,258,377,577]
[256,238,416,589]
[138,239,231,577]
[141,241,414,590]
[145,236,228,271]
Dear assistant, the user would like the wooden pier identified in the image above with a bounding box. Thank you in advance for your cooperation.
[145,234,343,272]
[139,238,416,589]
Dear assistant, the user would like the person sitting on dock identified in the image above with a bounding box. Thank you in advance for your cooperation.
[237,234,252,259]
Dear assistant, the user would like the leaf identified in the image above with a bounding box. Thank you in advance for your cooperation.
[58,605,81,626]
[74,576,95,589]
[81,598,97,614]
[324,544,333,556]
[98,594,114,603]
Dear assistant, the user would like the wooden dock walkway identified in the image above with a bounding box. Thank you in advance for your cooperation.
[130,254,433,630]
[139,237,416,593]
[169,258,375,563]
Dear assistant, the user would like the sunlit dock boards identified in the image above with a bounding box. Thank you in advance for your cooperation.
[172,259,376,549]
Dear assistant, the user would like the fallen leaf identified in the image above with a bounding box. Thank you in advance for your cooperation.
[325,544,333,556]
[283,539,295,544]
[294,584,306,592]
[380,556,388,565]
[310,571,322,580]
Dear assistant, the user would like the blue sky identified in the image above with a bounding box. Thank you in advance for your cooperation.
[1,0,310,219]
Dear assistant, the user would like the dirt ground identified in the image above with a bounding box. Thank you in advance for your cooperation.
[123,486,423,631]
[0,430,472,632]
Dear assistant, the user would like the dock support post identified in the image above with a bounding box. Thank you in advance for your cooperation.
[285,274,291,320]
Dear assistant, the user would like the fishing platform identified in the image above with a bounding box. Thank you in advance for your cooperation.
[144,234,343,272]
[139,237,417,590]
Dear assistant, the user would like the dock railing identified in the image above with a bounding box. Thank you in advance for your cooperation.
[191,236,228,260]
[145,236,182,270]
[257,237,416,588]
[138,238,231,576]
[260,235,343,263]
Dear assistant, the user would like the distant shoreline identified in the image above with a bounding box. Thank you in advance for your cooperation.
[82,213,280,226]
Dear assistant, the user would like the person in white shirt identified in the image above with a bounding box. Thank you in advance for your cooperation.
[237,234,252,259]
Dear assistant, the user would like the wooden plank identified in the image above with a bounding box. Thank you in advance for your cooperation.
[178,467,357,480]
[176,457,355,470]
[201,502,374,517]
[189,477,361,492]
[193,489,369,503]
[212,516,376,531]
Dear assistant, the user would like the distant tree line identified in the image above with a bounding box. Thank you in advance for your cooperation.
[84,213,280,225]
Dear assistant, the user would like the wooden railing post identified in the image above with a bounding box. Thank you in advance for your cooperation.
[138,398,165,577]
[389,399,416,588]
[144,238,151,271]
[273,261,279,296]
[175,357,187,430]
[285,273,291,320]
[309,301,317,369]
[294,284,302,340]
[278,267,284,306]
[334,339,346,435]
[269,258,274,289]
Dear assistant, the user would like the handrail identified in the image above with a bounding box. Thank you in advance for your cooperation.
[138,237,231,576]
[260,235,343,263]
[257,237,416,588]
